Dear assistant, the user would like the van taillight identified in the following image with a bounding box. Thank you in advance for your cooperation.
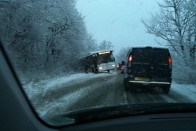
[129,55,133,62]
[168,57,172,63]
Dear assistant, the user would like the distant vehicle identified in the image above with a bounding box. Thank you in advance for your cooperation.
[116,63,122,70]
[117,61,126,74]
[81,50,116,73]
[124,47,172,93]
[117,61,125,70]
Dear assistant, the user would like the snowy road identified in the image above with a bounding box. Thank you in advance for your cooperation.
[35,72,126,117]
[25,71,196,118]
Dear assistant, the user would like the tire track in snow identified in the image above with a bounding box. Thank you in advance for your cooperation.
[126,87,168,104]
[125,84,195,104]
[160,89,196,103]
[31,73,117,109]
[57,75,125,115]
[38,73,125,117]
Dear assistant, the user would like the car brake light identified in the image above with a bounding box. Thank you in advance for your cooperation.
[129,55,133,62]
[168,57,172,63]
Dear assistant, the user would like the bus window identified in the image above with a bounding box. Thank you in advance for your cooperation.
[98,53,114,63]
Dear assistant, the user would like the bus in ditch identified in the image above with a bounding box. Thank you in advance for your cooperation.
[81,50,116,73]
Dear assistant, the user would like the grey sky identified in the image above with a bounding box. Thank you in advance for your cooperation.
[76,0,163,53]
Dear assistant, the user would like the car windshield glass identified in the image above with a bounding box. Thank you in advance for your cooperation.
[0,0,196,126]
[98,53,114,63]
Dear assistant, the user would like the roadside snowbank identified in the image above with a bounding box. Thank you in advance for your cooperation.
[171,82,196,102]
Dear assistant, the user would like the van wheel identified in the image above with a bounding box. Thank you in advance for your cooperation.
[162,85,170,94]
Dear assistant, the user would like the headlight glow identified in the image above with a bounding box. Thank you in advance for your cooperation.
[99,67,103,70]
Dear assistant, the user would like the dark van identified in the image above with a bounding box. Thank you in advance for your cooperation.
[124,47,172,93]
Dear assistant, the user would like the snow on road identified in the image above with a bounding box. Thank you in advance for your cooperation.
[171,82,196,102]
[21,71,196,117]
[39,80,196,117]
[40,84,102,117]
[23,72,117,99]
[23,71,117,117]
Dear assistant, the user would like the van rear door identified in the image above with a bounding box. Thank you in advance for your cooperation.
[150,48,172,81]
[128,47,171,82]
[130,48,151,80]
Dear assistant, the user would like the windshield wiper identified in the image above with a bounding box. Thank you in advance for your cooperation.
[44,115,75,126]
[48,103,196,126]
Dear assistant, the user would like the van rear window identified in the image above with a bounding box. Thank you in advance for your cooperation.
[131,48,169,64]
[132,48,150,63]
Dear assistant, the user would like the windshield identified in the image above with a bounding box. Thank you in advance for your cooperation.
[0,0,196,126]
[98,53,114,63]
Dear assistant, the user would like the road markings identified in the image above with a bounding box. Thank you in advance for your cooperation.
[159,94,176,103]
[123,90,128,105]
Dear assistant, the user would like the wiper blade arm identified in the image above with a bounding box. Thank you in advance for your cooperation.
[50,103,196,126]
[45,115,75,126]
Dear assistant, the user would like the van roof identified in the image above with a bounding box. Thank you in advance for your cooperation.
[127,46,170,57]
[130,46,169,50]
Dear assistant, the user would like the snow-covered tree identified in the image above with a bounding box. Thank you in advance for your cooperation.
[142,0,195,60]
[142,0,196,83]
[83,33,98,53]
[99,40,114,50]
[187,0,196,63]
[0,0,97,81]
[116,47,130,64]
